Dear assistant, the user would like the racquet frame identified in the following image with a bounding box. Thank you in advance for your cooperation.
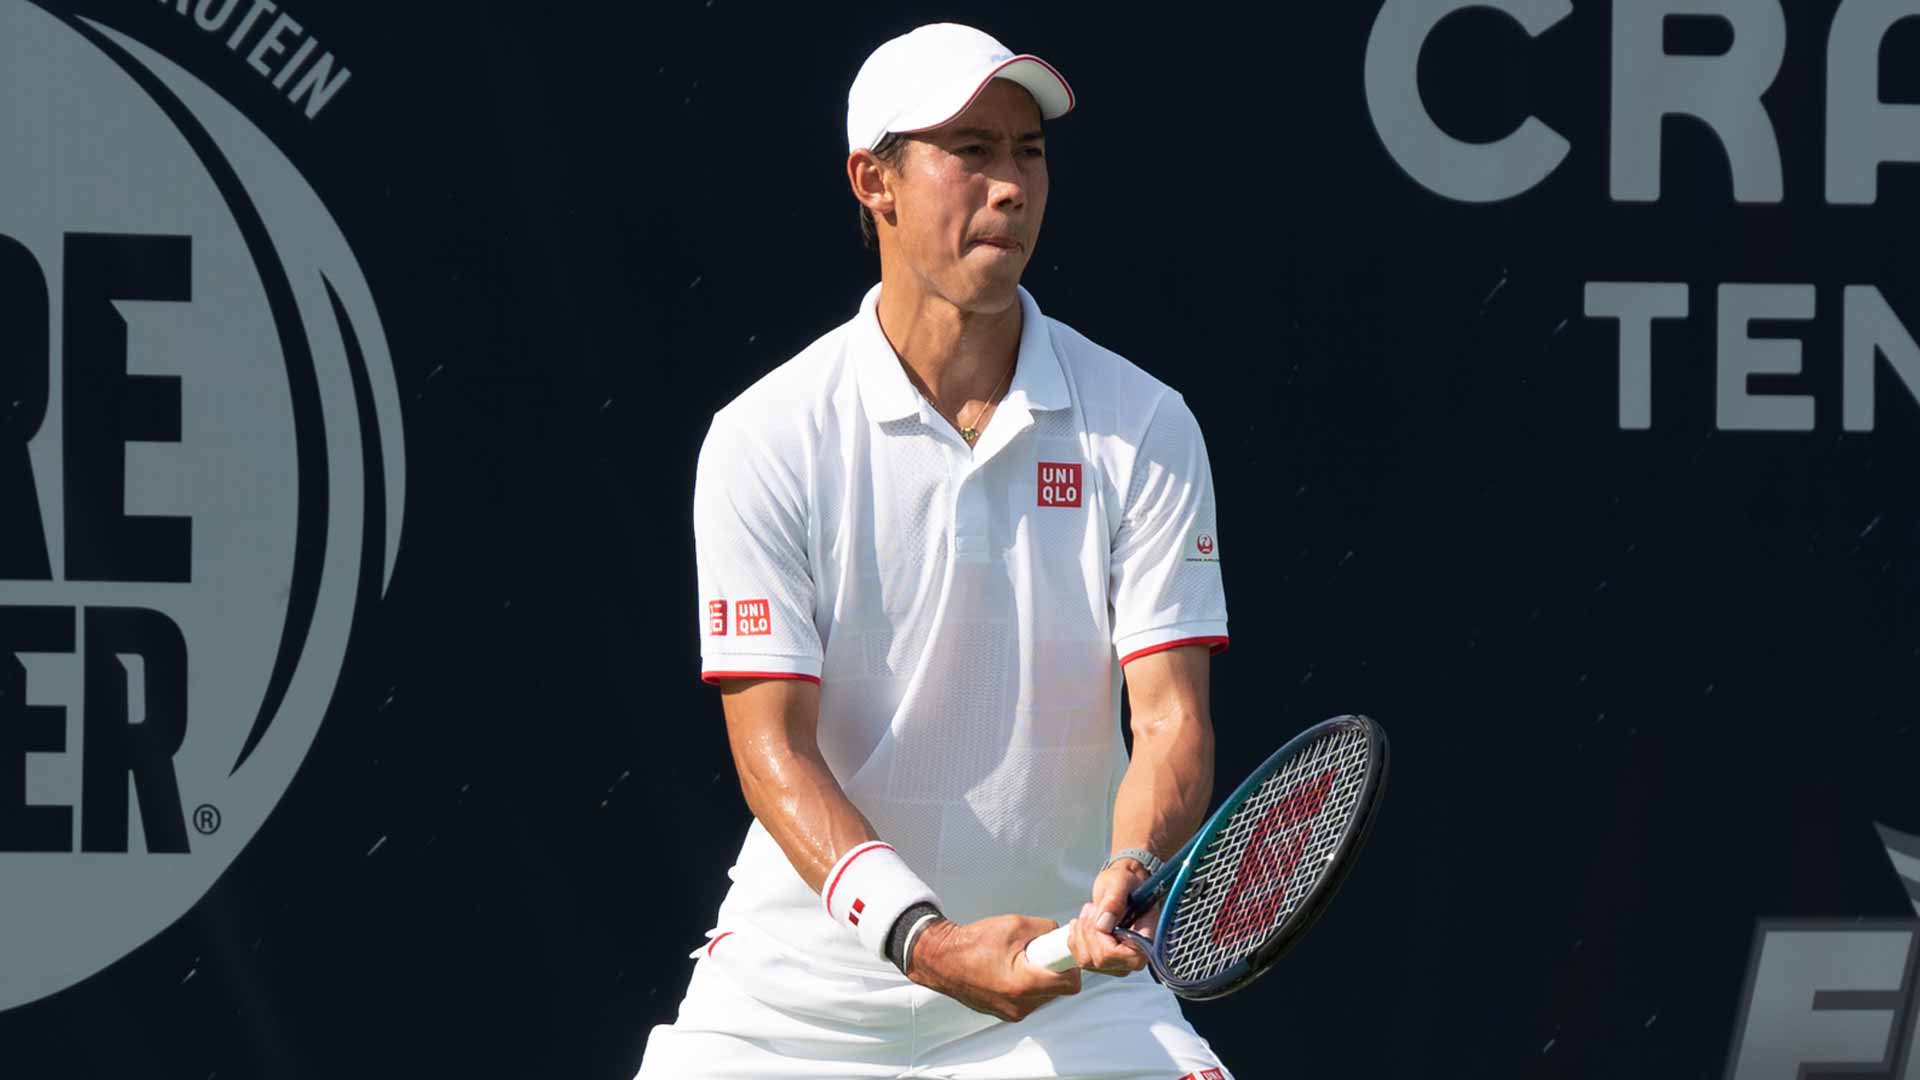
[1027,714,1389,1000]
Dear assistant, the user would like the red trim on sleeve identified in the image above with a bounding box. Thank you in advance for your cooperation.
[700,671,822,686]
[823,841,893,914]
[1118,636,1230,667]
[706,931,734,957]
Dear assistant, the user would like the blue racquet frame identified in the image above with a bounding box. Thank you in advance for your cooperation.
[1034,714,1389,1000]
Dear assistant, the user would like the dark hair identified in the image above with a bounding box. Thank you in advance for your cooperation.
[857,131,912,250]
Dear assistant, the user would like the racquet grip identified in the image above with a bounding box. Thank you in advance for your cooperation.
[1023,924,1078,973]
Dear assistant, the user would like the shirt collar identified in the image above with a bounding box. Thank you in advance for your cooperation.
[851,283,1070,425]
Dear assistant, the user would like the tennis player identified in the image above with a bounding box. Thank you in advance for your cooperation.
[637,23,1233,1080]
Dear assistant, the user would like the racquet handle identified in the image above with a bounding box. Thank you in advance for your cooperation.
[1024,923,1078,973]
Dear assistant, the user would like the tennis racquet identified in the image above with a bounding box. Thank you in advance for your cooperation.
[1023,713,1389,1000]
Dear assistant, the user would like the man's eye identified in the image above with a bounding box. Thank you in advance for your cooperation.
[1022,147,1045,158]
[959,145,985,155]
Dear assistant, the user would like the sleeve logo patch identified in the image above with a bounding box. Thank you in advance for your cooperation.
[707,599,729,636]
[1187,532,1221,562]
[1038,462,1082,508]
[734,598,772,636]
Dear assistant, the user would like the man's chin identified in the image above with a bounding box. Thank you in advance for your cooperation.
[964,288,1022,317]
[954,268,1026,311]
[911,260,1025,314]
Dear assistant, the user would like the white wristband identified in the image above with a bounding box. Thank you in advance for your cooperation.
[822,841,940,961]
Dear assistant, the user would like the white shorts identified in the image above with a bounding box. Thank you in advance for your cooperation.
[636,925,1233,1080]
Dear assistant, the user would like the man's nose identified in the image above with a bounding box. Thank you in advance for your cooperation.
[988,169,1026,211]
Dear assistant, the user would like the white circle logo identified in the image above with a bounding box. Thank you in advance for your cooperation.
[0,3,403,1010]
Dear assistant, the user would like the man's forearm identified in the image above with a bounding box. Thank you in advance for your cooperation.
[726,706,880,892]
[1111,703,1213,862]
[722,679,948,973]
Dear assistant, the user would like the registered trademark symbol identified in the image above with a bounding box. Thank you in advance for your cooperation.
[0,6,404,1016]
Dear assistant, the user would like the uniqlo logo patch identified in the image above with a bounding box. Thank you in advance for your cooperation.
[707,599,728,636]
[1038,462,1081,507]
[735,598,771,636]
[1177,1071,1226,1080]
[849,898,865,926]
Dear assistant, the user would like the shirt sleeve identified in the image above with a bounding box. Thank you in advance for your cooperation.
[1109,391,1230,666]
[692,412,824,684]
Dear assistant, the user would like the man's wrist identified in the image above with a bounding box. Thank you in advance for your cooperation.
[903,917,954,988]
[821,841,940,961]
[1103,847,1163,879]
[886,900,944,974]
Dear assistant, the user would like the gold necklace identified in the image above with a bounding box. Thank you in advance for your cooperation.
[958,360,1014,445]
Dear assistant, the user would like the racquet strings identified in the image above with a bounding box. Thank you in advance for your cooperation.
[1158,723,1376,983]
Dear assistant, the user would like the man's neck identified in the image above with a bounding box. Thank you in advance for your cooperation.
[873,267,1022,417]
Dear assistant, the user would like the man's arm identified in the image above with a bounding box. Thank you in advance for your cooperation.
[717,676,1081,1020]
[1067,644,1214,975]
[718,677,875,889]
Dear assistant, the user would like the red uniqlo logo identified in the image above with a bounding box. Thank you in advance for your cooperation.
[1038,462,1081,508]
[707,600,728,636]
[735,598,771,636]
[1200,1070,1226,1080]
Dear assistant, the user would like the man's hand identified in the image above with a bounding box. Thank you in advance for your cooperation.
[907,914,1081,1022]
[1068,861,1155,976]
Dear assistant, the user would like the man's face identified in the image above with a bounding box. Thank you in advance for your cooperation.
[882,79,1048,313]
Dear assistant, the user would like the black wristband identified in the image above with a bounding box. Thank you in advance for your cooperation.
[885,900,943,973]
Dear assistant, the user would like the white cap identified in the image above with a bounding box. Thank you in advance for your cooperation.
[846,23,1075,153]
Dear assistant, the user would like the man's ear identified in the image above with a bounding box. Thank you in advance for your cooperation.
[848,148,896,219]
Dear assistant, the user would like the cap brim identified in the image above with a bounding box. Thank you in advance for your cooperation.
[890,54,1075,138]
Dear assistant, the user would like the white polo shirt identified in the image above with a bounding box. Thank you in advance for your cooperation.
[692,282,1228,978]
